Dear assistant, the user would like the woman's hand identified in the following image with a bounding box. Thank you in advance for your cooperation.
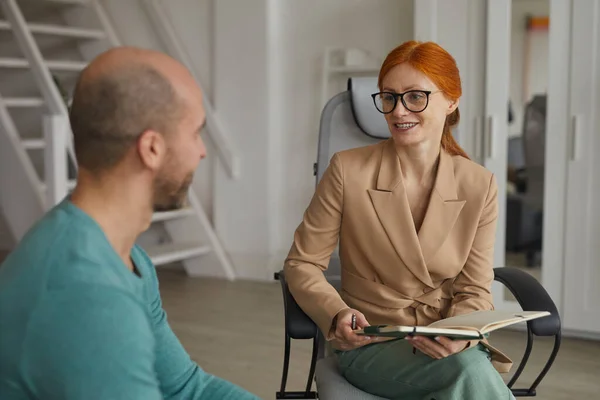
[405,336,470,359]
[331,308,380,351]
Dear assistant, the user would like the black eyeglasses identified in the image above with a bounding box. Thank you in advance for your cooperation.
[371,90,438,114]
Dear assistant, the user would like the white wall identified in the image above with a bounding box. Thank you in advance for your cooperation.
[211,0,272,279]
[102,0,217,219]
[103,0,414,279]
[1,0,414,279]
[274,0,414,259]
[209,0,413,279]
[509,0,550,137]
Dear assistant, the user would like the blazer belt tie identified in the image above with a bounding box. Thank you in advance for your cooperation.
[341,270,453,311]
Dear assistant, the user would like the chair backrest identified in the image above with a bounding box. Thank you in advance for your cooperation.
[315,77,390,280]
[507,136,525,169]
[520,94,546,209]
[315,77,390,185]
[521,94,546,169]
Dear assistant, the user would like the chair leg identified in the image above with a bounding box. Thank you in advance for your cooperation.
[276,330,318,399]
[278,335,292,396]
[529,332,561,392]
[305,335,319,395]
[508,326,562,397]
[507,325,534,390]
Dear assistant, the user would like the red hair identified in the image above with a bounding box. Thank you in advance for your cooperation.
[378,40,469,159]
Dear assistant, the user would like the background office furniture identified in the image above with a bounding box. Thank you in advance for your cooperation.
[505,95,547,267]
[274,77,561,399]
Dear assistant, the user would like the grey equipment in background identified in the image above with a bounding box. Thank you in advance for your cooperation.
[505,95,547,267]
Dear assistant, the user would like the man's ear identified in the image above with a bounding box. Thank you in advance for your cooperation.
[137,129,166,172]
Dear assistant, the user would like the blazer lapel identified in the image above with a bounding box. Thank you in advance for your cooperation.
[418,150,466,264]
[368,140,434,288]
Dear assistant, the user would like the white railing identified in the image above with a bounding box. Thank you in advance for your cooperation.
[141,0,241,179]
[0,97,46,240]
[2,0,69,121]
[2,0,73,205]
[43,115,69,208]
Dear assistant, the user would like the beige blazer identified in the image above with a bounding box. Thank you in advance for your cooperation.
[284,139,512,372]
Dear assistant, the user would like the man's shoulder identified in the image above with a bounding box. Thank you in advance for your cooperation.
[1,200,140,290]
[14,284,158,399]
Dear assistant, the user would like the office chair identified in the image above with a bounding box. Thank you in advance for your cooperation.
[506,95,547,266]
[274,77,561,399]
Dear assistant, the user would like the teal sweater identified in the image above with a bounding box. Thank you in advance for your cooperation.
[0,200,260,400]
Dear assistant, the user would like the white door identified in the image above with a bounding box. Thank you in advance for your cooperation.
[416,0,515,311]
[542,0,575,319]
[413,0,513,308]
[413,0,567,314]
[483,0,511,291]
[486,0,574,315]
[561,0,600,334]
[413,0,487,161]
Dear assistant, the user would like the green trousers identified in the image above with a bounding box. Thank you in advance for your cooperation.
[336,339,515,400]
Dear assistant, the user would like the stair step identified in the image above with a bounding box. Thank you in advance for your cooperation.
[40,179,77,193]
[46,59,87,72]
[0,58,29,68]
[0,20,105,40]
[22,138,45,150]
[145,242,211,266]
[3,97,44,108]
[43,0,92,5]
[0,57,87,72]
[151,207,195,223]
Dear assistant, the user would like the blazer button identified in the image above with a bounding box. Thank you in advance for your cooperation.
[422,288,429,294]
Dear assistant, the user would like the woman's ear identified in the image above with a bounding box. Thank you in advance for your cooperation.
[447,98,460,115]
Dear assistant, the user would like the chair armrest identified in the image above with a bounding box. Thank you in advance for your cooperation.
[275,270,318,340]
[493,267,561,336]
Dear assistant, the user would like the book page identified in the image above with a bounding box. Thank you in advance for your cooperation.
[427,310,550,333]
[355,325,482,340]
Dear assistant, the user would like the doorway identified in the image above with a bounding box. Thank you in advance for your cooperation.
[504,0,549,297]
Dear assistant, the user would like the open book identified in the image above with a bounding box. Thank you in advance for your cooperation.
[354,310,551,340]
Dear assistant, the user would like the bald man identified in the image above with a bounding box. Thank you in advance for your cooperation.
[0,47,260,400]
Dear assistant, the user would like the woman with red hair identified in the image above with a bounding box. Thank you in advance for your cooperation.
[284,40,515,399]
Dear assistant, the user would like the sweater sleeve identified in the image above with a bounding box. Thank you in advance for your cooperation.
[23,285,163,400]
[136,247,261,400]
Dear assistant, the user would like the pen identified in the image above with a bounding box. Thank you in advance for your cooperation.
[351,313,357,330]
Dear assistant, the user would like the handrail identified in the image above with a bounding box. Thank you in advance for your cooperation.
[141,0,241,179]
[43,115,69,208]
[0,96,46,240]
[91,0,122,47]
[1,0,77,180]
[2,0,65,116]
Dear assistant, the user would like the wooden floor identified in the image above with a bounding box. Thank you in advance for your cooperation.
[157,267,600,400]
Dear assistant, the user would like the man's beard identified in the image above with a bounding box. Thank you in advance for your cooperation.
[152,171,194,212]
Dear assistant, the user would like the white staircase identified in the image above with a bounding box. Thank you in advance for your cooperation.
[0,0,236,279]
